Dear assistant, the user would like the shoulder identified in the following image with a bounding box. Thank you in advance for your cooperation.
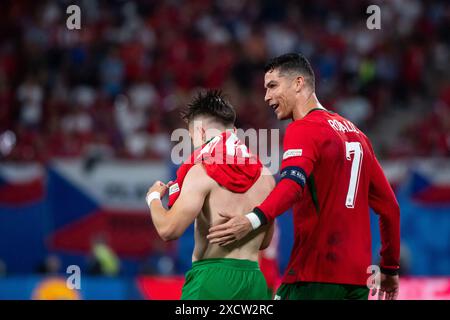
[284,119,321,145]
[286,118,321,134]
[183,163,216,190]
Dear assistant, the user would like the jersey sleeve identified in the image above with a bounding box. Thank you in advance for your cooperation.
[369,154,401,274]
[167,181,181,208]
[280,122,318,183]
[255,123,319,223]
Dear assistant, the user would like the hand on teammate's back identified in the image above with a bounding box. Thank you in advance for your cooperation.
[207,211,253,246]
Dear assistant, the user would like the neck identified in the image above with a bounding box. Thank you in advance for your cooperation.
[204,126,232,142]
[292,92,325,121]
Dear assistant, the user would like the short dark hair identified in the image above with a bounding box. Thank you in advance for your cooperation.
[264,53,315,90]
[181,90,236,126]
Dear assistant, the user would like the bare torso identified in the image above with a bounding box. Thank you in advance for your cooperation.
[193,167,275,262]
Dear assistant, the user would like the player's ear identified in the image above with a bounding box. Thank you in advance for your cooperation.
[193,123,202,137]
[294,76,304,93]
[200,126,206,143]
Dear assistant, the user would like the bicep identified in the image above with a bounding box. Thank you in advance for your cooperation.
[167,165,212,235]
[281,124,317,176]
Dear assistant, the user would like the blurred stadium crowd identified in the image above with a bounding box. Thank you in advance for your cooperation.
[0,0,449,163]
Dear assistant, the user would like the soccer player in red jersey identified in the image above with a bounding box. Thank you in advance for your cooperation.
[207,53,400,300]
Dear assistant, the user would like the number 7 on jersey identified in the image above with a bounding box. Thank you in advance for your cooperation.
[345,142,363,208]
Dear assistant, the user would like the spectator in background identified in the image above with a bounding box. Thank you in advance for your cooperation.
[100,47,125,98]
[36,254,62,275]
[335,94,373,128]
[88,236,121,276]
[412,100,450,157]
[17,74,44,131]
[139,240,176,276]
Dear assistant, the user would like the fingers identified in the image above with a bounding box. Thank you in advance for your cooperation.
[209,235,235,244]
[161,181,170,188]
[385,291,393,300]
[207,229,233,241]
[156,180,170,187]
[378,289,385,300]
[208,222,231,233]
[371,288,377,297]
[151,180,167,188]
[218,239,236,246]
[385,289,398,300]
[215,235,236,245]
[393,289,399,300]
[207,213,235,233]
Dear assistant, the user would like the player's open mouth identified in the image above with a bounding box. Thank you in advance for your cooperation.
[271,104,279,112]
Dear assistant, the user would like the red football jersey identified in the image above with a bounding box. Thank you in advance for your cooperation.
[168,131,262,208]
[256,109,400,286]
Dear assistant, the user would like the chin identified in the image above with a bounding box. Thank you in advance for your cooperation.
[277,113,289,120]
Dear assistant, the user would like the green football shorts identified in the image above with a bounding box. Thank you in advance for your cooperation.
[181,258,270,300]
[275,282,370,300]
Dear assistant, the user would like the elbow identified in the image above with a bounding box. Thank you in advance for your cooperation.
[158,225,181,242]
[159,230,177,242]
[372,198,400,219]
[391,200,401,218]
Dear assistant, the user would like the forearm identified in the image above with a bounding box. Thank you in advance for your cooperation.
[254,178,302,224]
[149,200,176,241]
[378,202,401,273]
[369,160,401,273]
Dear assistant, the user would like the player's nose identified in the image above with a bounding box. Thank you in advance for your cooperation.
[264,91,271,104]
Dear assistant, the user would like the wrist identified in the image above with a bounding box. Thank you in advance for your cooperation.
[245,212,262,230]
[380,267,399,276]
[253,207,268,225]
[146,191,161,207]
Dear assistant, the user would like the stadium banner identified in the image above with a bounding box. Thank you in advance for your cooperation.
[46,159,173,258]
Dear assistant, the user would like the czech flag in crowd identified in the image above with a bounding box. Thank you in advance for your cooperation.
[409,161,450,205]
[0,164,44,206]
